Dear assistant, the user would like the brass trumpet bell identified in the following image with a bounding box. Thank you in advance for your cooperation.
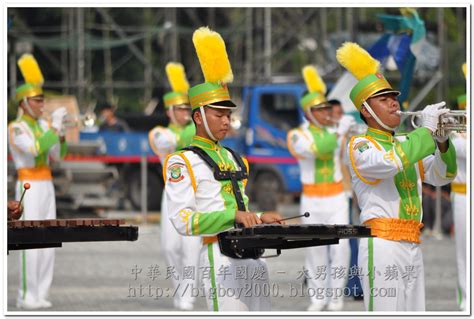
[63,112,97,128]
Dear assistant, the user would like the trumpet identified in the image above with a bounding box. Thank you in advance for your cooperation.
[63,112,97,128]
[396,110,466,137]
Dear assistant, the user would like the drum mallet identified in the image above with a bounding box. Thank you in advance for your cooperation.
[277,212,310,223]
[18,183,30,207]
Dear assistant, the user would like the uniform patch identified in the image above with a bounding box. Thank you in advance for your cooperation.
[13,127,22,135]
[353,141,370,153]
[168,163,185,182]
[291,133,299,143]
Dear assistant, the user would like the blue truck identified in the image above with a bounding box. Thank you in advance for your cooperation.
[78,84,306,212]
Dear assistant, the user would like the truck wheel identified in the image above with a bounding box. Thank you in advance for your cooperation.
[128,170,164,211]
[253,171,281,211]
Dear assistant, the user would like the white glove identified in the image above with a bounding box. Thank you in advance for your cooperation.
[420,101,449,133]
[435,135,449,143]
[434,116,455,143]
[51,107,68,132]
[336,115,356,136]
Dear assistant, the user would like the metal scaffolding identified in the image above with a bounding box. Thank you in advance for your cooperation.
[7,7,467,112]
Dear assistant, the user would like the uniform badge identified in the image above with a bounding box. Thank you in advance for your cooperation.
[291,134,298,143]
[353,141,370,153]
[13,127,22,135]
[168,163,185,182]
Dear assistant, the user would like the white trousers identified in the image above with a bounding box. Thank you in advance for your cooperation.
[200,242,271,311]
[301,192,350,307]
[15,180,56,304]
[452,192,466,310]
[358,237,425,311]
[161,196,201,308]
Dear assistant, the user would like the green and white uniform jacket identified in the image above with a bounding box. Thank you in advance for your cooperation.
[164,136,249,237]
[348,127,457,224]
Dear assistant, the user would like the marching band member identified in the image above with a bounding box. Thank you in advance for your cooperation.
[336,42,456,311]
[287,66,355,311]
[451,63,467,311]
[148,62,199,311]
[165,27,283,311]
[9,54,68,309]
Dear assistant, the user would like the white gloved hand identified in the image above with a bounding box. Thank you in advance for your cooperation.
[420,101,449,133]
[336,115,356,136]
[51,107,68,132]
[435,134,449,143]
[434,116,455,143]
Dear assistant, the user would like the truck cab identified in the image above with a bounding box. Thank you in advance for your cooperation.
[224,83,306,210]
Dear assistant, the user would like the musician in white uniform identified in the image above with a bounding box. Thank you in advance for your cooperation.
[8,83,68,309]
[451,71,467,310]
[165,27,283,311]
[336,42,457,311]
[148,62,199,311]
[287,66,355,311]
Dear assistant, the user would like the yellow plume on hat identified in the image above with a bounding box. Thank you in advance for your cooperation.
[192,27,233,84]
[302,65,326,95]
[462,63,466,79]
[165,62,189,94]
[336,42,380,80]
[17,54,44,86]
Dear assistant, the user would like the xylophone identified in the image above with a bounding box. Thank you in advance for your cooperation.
[217,224,372,259]
[8,219,138,252]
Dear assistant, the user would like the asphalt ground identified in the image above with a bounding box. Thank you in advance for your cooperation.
[6,208,462,314]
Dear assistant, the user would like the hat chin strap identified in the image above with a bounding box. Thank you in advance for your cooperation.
[22,97,36,118]
[362,101,396,132]
[199,107,218,141]
[306,109,322,127]
[169,105,191,127]
[168,105,178,126]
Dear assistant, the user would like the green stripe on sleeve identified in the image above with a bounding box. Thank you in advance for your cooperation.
[440,138,457,177]
[60,141,68,158]
[197,209,235,235]
[36,129,59,154]
[396,128,436,168]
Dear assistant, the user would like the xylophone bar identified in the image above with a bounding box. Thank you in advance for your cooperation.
[8,219,138,251]
[8,218,125,228]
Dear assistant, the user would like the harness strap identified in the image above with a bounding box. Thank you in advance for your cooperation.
[182,145,248,211]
